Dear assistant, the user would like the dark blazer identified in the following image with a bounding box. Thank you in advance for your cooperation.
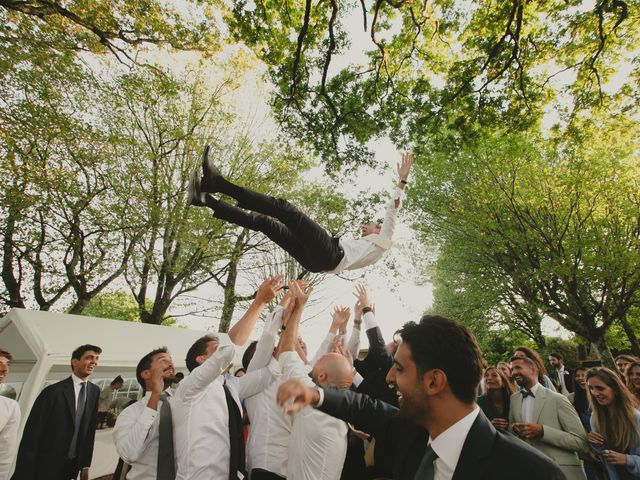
[12,376,100,480]
[318,387,567,480]
[550,369,574,393]
[353,326,398,407]
[476,394,510,421]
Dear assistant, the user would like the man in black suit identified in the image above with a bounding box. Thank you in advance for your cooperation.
[278,315,566,480]
[549,352,573,395]
[13,344,101,480]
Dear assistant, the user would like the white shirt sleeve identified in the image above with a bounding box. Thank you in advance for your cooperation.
[346,325,361,360]
[235,357,279,400]
[310,331,336,366]
[0,399,20,480]
[362,311,378,331]
[279,351,314,387]
[113,402,158,463]
[377,193,401,244]
[177,338,236,401]
[248,307,283,372]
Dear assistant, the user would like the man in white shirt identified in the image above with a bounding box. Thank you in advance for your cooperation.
[277,315,566,480]
[113,347,177,480]
[510,356,587,480]
[171,275,283,480]
[277,280,353,480]
[0,349,20,480]
[189,146,412,273]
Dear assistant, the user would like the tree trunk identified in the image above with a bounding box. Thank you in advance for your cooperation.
[218,230,248,333]
[618,317,640,356]
[589,334,615,368]
[1,210,25,308]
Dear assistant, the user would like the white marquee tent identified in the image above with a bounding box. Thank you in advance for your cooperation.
[0,308,217,479]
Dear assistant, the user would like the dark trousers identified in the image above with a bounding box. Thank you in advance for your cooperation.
[250,469,286,480]
[211,183,343,273]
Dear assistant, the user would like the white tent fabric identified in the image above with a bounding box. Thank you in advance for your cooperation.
[0,308,218,479]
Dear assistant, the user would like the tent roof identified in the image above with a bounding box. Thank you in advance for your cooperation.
[0,308,218,372]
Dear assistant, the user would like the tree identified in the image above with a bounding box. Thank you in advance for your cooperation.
[413,112,640,366]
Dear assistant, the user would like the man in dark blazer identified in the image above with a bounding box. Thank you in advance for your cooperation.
[548,353,574,395]
[13,344,101,480]
[278,315,566,480]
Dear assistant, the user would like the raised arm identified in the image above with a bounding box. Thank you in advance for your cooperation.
[247,291,292,372]
[310,305,350,366]
[277,280,312,355]
[378,152,413,242]
[228,275,283,346]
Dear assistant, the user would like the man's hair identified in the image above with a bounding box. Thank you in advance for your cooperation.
[510,355,538,371]
[0,349,12,361]
[186,334,219,372]
[175,372,184,380]
[136,347,169,391]
[549,352,563,361]
[398,315,483,404]
[242,341,258,370]
[70,344,102,371]
[111,375,124,386]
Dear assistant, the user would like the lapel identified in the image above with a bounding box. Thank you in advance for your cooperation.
[452,411,495,480]
[512,392,523,421]
[532,385,547,424]
[63,376,76,421]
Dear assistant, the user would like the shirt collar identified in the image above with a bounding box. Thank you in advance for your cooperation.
[527,382,541,395]
[71,373,86,386]
[429,407,480,473]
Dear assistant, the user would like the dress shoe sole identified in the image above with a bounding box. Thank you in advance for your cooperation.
[188,170,207,207]
[200,144,225,193]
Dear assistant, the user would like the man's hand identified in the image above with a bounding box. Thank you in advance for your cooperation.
[513,422,543,439]
[587,431,605,446]
[397,151,413,182]
[255,275,284,304]
[332,336,354,367]
[330,305,350,334]
[490,418,509,430]
[149,363,167,396]
[353,284,371,311]
[277,379,320,414]
[80,468,89,480]
[289,280,313,305]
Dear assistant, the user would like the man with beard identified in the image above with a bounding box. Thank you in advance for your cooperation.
[277,315,566,480]
[509,356,588,480]
[113,347,177,480]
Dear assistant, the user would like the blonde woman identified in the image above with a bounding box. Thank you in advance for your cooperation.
[586,367,640,479]
[626,361,640,406]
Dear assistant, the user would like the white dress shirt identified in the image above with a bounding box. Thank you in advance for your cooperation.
[429,407,480,480]
[244,308,293,477]
[112,388,173,480]
[556,367,569,396]
[279,351,348,480]
[172,338,276,480]
[0,395,20,480]
[328,187,404,274]
[522,382,541,424]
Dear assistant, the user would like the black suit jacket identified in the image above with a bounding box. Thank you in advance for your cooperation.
[318,387,567,480]
[12,376,100,480]
[550,369,574,393]
[353,326,398,407]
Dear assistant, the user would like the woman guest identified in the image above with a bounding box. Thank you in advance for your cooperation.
[497,361,517,389]
[568,367,591,431]
[616,355,637,382]
[512,346,557,391]
[477,366,515,430]
[586,367,640,479]
[626,361,640,405]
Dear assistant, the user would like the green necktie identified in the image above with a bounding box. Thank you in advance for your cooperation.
[414,444,438,480]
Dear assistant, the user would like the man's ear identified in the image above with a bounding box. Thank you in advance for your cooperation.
[140,369,151,381]
[196,354,205,366]
[422,369,447,395]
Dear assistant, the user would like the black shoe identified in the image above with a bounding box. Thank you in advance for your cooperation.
[188,170,207,207]
[201,144,225,193]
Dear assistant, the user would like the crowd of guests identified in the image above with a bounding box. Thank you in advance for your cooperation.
[1,276,640,480]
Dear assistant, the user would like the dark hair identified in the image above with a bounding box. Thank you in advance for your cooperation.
[234,368,246,377]
[175,372,184,380]
[509,355,538,371]
[242,341,258,370]
[111,375,124,386]
[186,334,219,372]
[136,347,169,391]
[0,349,12,361]
[549,352,563,361]
[398,315,483,404]
[513,346,548,384]
[573,367,589,415]
[70,344,102,371]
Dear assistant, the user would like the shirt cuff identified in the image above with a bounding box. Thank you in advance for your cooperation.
[353,372,364,388]
[392,186,404,203]
[316,387,325,407]
[363,311,378,330]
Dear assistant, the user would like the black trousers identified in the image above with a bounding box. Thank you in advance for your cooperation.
[250,469,286,480]
[211,184,344,273]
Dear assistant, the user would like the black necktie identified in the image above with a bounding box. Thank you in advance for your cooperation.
[521,388,535,398]
[413,444,437,480]
[68,382,86,459]
[157,393,176,480]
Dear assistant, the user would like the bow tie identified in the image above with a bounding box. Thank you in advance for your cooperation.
[521,388,535,398]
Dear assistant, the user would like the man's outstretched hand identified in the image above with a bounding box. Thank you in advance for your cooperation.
[277,379,320,414]
[255,275,284,304]
[398,151,413,182]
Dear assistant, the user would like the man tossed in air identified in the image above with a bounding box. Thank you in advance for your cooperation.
[189,147,412,273]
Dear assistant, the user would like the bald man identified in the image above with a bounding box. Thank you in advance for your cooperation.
[276,282,354,480]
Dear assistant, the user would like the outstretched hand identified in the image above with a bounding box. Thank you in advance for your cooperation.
[277,379,321,414]
[330,305,350,333]
[353,284,371,310]
[289,280,313,305]
[255,275,284,304]
[397,151,413,181]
